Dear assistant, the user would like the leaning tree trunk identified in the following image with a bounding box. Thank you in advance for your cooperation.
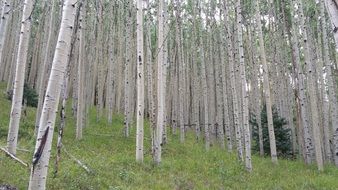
[28,1,77,189]
[324,0,338,47]
[35,0,56,135]
[136,0,144,162]
[6,0,35,155]
[255,0,278,164]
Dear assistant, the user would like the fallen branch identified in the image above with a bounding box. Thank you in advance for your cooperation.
[63,147,92,174]
[86,133,113,137]
[0,147,28,167]
[17,147,31,153]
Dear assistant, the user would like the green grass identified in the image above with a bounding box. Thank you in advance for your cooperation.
[1,81,338,189]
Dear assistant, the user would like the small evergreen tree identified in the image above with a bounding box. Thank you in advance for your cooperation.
[7,83,38,107]
[251,105,292,158]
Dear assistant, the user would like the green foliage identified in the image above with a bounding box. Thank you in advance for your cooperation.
[23,84,38,107]
[251,105,292,158]
[1,82,338,190]
[6,84,38,108]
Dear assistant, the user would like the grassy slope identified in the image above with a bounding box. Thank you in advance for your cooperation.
[1,82,338,190]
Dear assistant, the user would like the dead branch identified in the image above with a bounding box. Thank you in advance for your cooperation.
[0,147,28,167]
[63,147,92,174]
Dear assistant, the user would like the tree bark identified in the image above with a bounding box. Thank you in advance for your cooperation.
[7,0,35,155]
[28,1,77,189]
[136,0,144,162]
[255,0,278,164]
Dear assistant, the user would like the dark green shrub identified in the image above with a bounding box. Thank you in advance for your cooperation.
[250,105,292,158]
[6,84,38,107]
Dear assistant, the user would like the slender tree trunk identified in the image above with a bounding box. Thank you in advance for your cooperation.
[255,0,278,164]
[35,0,56,135]
[28,1,77,189]
[220,27,232,152]
[154,0,165,164]
[324,0,338,47]
[298,0,324,171]
[54,69,69,176]
[222,0,243,160]
[76,2,85,140]
[321,0,338,166]
[136,0,144,162]
[124,0,132,137]
[175,0,185,143]
[237,0,252,171]
[6,0,35,155]
[0,0,11,72]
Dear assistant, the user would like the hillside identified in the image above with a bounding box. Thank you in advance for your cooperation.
[1,82,338,190]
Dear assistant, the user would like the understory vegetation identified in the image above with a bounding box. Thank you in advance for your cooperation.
[1,82,338,189]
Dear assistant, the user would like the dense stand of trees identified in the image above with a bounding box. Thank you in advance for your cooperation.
[1,0,338,189]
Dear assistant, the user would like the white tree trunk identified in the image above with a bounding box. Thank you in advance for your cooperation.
[76,2,85,140]
[35,0,56,135]
[28,1,77,189]
[0,0,11,73]
[6,0,35,155]
[124,0,132,137]
[154,0,165,164]
[255,0,278,164]
[324,0,338,47]
[136,0,144,162]
[222,0,243,160]
[237,0,252,171]
[298,0,324,171]
[321,0,338,166]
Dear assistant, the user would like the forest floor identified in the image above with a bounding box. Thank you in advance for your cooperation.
[1,82,338,190]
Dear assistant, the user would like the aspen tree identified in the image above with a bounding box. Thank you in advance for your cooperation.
[196,1,211,151]
[175,0,185,143]
[222,0,243,160]
[290,0,313,164]
[320,0,338,165]
[255,0,278,164]
[298,0,324,171]
[136,0,144,162]
[76,1,85,140]
[124,0,132,137]
[7,0,35,155]
[219,23,232,151]
[324,0,338,47]
[154,0,165,164]
[237,0,252,171]
[35,0,56,135]
[0,0,11,70]
[28,0,77,188]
